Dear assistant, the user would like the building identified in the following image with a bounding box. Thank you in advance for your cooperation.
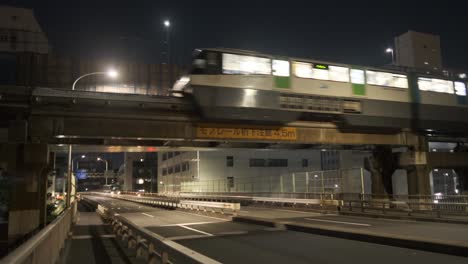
[123,152,157,192]
[394,30,442,71]
[157,149,372,194]
[0,6,49,54]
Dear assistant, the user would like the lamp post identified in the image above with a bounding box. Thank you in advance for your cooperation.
[163,20,170,65]
[97,157,109,185]
[71,154,86,172]
[72,69,118,91]
[385,48,394,65]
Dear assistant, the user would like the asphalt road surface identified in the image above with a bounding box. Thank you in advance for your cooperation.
[83,195,468,264]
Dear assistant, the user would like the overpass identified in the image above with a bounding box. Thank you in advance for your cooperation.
[2,85,468,261]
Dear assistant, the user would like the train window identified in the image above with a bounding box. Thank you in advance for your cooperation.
[191,50,221,74]
[222,53,271,75]
[350,69,365,84]
[294,62,314,78]
[366,70,408,88]
[454,82,467,96]
[329,66,349,82]
[293,62,349,82]
[418,78,454,94]
[273,60,290,76]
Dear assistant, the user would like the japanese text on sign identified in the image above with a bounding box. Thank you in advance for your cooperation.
[196,127,297,140]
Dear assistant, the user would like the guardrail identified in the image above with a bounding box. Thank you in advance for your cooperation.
[343,199,468,217]
[179,200,240,215]
[85,192,241,216]
[0,201,77,264]
[96,203,221,264]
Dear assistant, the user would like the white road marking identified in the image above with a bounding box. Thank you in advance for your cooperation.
[178,225,213,236]
[304,218,371,226]
[141,213,155,218]
[167,234,208,241]
[240,210,249,213]
[275,209,324,214]
[160,221,223,227]
[178,211,228,221]
[217,231,248,236]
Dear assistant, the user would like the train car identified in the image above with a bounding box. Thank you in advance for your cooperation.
[175,48,468,135]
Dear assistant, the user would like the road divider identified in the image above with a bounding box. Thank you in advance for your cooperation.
[232,215,468,257]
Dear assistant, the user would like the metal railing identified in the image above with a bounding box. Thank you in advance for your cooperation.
[0,201,77,264]
[342,193,468,216]
[174,168,367,195]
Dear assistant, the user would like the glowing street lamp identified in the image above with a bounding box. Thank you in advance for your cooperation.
[71,155,86,172]
[163,19,171,65]
[72,69,118,90]
[385,48,394,64]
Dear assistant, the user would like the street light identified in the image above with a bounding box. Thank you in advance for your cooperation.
[97,157,109,185]
[163,19,170,65]
[71,155,86,172]
[385,48,394,64]
[72,69,118,90]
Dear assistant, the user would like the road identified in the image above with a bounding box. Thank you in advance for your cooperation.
[238,206,468,245]
[83,195,468,264]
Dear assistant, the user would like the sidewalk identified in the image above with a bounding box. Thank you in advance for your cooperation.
[60,202,139,264]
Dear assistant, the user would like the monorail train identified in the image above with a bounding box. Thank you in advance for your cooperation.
[173,48,468,135]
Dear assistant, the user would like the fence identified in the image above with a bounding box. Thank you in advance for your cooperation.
[0,201,77,264]
[178,168,369,195]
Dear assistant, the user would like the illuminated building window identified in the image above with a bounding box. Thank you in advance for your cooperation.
[222,53,271,75]
[418,78,454,94]
[366,70,408,88]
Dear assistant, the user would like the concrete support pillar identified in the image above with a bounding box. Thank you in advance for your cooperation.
[400,135,431,196]
[407,165,431,196]
[453,168,468,194]
[364,146,398,198]
[0,143,49,251]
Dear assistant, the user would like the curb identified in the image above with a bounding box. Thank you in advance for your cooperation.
[233,216,283,228]
[233,216,468,257]
[339,211,468,225]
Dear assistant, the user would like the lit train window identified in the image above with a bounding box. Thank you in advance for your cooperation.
[329,66,349,82]
[366,70,408,88]
[272,60,290,76]
[418,78,454,94]
[350,69,365,84]
[222,53,271,75]
[293,62,349,82]
[294,62,313,78]
[454,82,467,96]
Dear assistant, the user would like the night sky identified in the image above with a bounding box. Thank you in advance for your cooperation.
[3,0,468,69]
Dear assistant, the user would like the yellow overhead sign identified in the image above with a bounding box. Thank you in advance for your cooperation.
[196,126,297,141]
